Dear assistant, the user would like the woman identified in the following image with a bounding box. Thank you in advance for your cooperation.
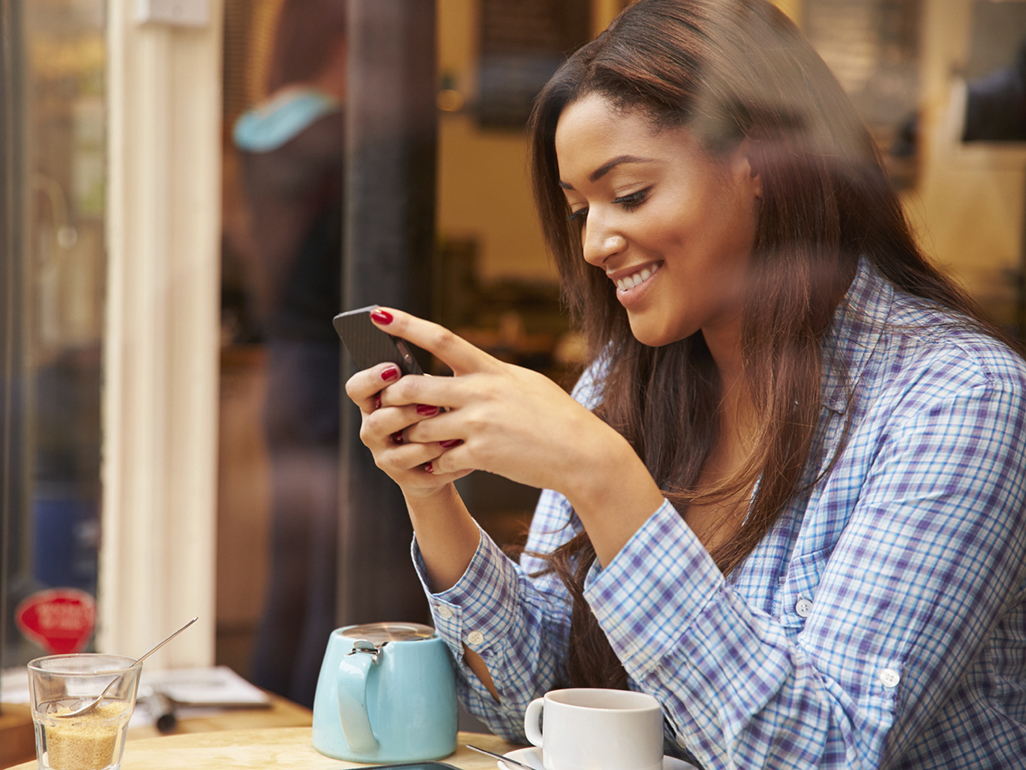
[346,1,1026,767]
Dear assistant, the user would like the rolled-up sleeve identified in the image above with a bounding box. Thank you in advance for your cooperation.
[412,487,579,740]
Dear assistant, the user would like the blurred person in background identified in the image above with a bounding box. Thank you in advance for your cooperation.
[232,0,347,708]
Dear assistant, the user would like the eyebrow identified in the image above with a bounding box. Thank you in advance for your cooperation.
[558,154,655,189]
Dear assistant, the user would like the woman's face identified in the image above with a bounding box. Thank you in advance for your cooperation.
[554,93,761,349]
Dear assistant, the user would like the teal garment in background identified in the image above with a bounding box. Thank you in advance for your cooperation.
[233,89,340,153]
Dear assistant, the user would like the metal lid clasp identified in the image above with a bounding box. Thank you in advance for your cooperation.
[346,639,383,663]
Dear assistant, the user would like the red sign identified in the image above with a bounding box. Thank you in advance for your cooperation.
[16,588,97,654]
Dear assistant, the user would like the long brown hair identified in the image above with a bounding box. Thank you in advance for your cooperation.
[527,0,1004,688]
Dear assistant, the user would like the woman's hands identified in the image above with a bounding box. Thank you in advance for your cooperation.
[346,308,601,496]
[345,308,666,566]
[345,354,471,501]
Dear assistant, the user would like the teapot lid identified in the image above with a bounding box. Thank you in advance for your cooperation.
[341,622,437,644]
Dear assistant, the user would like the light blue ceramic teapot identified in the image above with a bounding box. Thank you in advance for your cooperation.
[312,622,458,763]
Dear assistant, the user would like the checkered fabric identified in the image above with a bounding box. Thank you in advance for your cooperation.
[414,259,1026,769]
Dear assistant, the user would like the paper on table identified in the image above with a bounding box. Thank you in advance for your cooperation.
[0,666,29,705]
[132,668,270,729]
[3,664,269,709]
[140,666,270,708]
[4,664,271,730]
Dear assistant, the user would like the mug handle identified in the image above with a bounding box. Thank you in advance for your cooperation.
[337,650,378,754]
[524,697,545,748]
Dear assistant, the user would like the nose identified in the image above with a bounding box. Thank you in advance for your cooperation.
[581,216,626,267]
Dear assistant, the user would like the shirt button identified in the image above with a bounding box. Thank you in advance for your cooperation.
[880,668,900,688]
[466,631,484,646]
[795,598,813,618]
[436,606,453,620]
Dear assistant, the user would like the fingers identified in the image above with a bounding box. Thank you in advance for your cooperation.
[345,362,405,413]
[402,409,460,446]
[361,403,443,449]
[342,309,488,485]
[421,443,470,477]
[367,420,471,498]
[342,330,474,498]
[362,401,469,478]
[346,363,450,414]
[348,309,506,414]
[349,367,460,459]
[369,307,499,376]
[356,402,450,496]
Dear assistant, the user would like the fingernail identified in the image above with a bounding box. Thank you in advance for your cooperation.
[440,439,463,448]
[373,393,382,410]
[370,308,394,325]
[424,463,433,474]
[416,404,439,416]
[391,431,404,445]
[381,366,400,382]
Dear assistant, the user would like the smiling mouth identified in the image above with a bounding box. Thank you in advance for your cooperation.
[613,263,661,292]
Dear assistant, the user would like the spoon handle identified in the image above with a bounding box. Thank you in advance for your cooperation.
[133,617,198,666]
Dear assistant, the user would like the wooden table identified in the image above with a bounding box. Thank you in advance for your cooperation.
[126,692,314,740]
[0,692,316,769]
[7,727,522,769]
[0,703,34,769]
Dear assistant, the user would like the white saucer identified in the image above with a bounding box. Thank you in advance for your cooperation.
[498,746,699,770]
[497,748,543,770]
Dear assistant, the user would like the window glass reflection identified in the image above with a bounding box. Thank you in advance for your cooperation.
[2,0,105,669]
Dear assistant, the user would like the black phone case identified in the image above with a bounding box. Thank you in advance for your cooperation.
[333,306,424,375]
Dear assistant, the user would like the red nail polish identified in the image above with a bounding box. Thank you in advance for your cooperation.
[424,463,433,474]
[440,439,463,448]
[391,431,404,445]
[373,394,382,410]
[381,366,400,382]
[416,404,439,416]
[370,308,394,325]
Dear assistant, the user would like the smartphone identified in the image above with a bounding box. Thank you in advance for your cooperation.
[333,306,424,375]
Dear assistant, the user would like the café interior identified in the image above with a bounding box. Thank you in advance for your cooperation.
[2,0,1026,764]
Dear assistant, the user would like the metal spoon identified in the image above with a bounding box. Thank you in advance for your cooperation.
[55,617,198,718]
[466,744,538,770]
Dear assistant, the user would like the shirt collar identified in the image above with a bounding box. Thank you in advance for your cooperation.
[820,256,893,413]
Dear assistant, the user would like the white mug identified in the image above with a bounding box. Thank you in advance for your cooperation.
[523,688,664,770]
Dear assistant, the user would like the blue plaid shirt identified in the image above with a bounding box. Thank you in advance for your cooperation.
[414,259,1026,768]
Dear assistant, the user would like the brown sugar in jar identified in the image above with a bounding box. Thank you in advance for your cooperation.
[42,702,132,770]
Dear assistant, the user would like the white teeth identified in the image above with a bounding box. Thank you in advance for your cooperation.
[615,264,659,292]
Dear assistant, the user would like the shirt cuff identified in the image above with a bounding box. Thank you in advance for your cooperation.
[583,499,724,675]
[411,527,521,660]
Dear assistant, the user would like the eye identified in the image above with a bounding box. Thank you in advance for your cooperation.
[566,207,588,223]
[613,187,650,211]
